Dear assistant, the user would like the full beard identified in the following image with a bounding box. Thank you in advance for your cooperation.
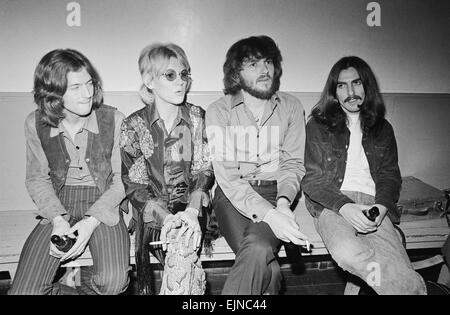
[240,77,277,100]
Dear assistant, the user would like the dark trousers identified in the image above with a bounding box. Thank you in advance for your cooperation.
[9,186,130,295]
[213,184,282,295]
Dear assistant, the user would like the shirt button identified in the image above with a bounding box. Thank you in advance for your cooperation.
[240,176,243,179]
[252,214,257,219]
[79,167,83,170]
[327,157,331,161]
[85,158,90,162]
[338,178,343,182]
[65,159,70,164]
[76,146,80,150]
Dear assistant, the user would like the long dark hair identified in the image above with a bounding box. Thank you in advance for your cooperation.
[223,35,282,95]
[33,49,103,127]
[311,56,385,133]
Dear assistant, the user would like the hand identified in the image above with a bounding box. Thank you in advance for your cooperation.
[371,204,388,227]
[263,208,309,246]
[188,190,210,210]
[61,216,100,261]
[160,207,201,251]
[143,199,166,223]
[276,197,295,220]
[339,203,377,234]
[50,215,71,258]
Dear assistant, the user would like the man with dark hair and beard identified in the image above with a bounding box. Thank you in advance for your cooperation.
[205,35,309,295]
[301,56,427,294]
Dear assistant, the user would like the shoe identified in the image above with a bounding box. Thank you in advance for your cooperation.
[426,280,450,295]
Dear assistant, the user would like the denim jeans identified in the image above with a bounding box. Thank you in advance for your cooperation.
[314,190,426,295]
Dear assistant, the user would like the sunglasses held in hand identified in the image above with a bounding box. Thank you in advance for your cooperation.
[161,69,191,82]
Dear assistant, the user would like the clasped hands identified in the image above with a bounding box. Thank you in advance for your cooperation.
[159,191,209,252]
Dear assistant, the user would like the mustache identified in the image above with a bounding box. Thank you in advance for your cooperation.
[256,74,272,83]
[344,95,362,103]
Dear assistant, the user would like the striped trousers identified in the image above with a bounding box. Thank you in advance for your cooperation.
[9,186,130,295]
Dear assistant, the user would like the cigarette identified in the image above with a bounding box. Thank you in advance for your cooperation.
[305,240,311,252]
[149,241,164,246]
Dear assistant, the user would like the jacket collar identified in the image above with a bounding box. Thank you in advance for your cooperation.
[146,102,192,127]
[50,110,99,137]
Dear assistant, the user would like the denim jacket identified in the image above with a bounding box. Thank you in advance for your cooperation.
[301,117,402,224]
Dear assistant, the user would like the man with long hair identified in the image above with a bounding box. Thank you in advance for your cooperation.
[9,49,130,295]
[206,35,309,295]
[302,56,426,294]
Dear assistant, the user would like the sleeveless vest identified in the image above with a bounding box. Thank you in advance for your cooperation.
[35,104,116,195]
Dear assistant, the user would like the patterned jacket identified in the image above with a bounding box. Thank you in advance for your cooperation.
[120,102,214,228]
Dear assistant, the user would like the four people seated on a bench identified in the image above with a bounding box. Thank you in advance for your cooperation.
[10,37,447,295]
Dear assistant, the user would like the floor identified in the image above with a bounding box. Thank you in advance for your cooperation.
[1,248,445,295]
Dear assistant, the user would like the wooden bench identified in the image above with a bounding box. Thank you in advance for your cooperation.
[1,194,449,291]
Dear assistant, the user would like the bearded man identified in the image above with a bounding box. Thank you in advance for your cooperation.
[205,35,309,295]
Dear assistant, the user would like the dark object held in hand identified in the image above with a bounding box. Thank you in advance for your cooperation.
[364,206,380,222]
[51,235,76,252]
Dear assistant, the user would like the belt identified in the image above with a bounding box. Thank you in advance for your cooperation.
[247,180,277,187]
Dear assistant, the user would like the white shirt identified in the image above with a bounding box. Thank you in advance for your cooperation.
[340,113,376,196]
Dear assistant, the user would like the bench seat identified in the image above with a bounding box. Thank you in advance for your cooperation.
[1,198,448,280]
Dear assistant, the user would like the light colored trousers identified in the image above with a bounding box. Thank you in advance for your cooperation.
[314,190,426,295]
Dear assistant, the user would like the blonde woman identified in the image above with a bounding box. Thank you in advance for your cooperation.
[120,43,215,294]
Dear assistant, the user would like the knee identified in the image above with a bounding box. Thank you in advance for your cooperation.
[238,233,274,261]
[329,241,375,272]
[93,269,130,295]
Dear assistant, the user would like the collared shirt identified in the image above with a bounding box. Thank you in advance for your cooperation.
[205,91,306,222]
[120,102,214,226]
[24,109,125,225]
[50,112,99,186]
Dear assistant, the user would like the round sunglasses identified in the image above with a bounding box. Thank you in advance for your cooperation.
[161,69,191,82]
